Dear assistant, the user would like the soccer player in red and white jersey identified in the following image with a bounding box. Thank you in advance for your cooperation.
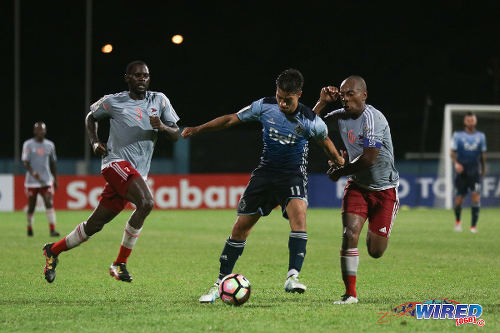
[42,61,180,283]
[22,122,60,237]
[314,76,399,304]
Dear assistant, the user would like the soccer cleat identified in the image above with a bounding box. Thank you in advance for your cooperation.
[470,227,477,233]
[199,283,220,303]
[50,230,60,237]
[109,263,133,282]
[284,275,307,293]
[333,294,359,304]
[43,243,58,283]
[454,223,462,232]
[27,229,33,237]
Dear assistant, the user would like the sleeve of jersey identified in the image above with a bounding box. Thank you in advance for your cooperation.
[362,113,383,148]
[236,99,262,122]
[21,142,30,162]
[90,96,112,120]
[309,117,328,140]
[160,95,180,127]
[481,133,487,152]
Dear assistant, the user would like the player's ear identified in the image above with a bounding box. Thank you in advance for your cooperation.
[124,74,129,83]
[362,91,367,101]
[297,90,303,98]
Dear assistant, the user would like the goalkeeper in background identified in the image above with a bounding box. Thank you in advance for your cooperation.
[451,112,487,233]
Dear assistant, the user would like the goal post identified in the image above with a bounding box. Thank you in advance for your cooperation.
[440,104,500,208]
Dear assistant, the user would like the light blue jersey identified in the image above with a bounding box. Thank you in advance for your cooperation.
[451,130,486,175]
[237,97,328,177]
[90,91,179,178]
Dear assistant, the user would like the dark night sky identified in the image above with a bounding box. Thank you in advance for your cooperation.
[2,1,500,167]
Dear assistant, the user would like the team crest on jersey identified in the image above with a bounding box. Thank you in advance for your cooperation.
[294,124,304,135]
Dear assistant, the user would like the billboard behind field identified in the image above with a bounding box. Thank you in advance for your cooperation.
[11,173,500,211]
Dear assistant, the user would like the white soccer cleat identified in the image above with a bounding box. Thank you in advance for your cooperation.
[333,294,359,304]
[284,275,307,293]
[199,283,220,303]
[454,223,462,232]
[470,227,477,233]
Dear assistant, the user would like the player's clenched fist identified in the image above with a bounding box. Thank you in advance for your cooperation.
[181,127,199,138]
[319,86,340,103]
[92,142,108,157]
[149,115,163,130]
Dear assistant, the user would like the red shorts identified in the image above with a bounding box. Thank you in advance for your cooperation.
[25,185,54,198]
[99,161,141,213]
[342,181,399,238]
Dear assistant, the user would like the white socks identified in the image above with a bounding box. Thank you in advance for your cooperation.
[65,222,89,249]
[121,222,142,249]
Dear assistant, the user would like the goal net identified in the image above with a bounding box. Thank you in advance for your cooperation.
[438,104,500,208]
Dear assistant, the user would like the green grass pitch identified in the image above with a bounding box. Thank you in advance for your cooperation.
[1,208,499,332]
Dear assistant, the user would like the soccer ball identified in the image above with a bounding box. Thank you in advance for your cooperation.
[219,273,251,306]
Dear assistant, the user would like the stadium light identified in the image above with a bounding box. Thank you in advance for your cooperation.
[101,44,113,53]
[171,34,184,45]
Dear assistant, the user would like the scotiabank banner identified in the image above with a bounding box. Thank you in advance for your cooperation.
[13,173,500,211]
[14,174,250,211]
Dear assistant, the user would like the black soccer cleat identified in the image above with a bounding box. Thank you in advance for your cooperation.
[50,230,60,237]
[43,243,58,283]
[109,263,133,282]
[27,229,33,237]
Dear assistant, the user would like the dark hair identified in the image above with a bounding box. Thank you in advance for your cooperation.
[276,68,304,93]
[465,111,475,117]
[125,60,148,74]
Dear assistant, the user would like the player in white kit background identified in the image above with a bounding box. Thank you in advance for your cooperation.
[314,76,399,305]
[42,60,180,283]
[22,122,60,237]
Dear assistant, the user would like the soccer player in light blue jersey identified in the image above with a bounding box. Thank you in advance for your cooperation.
[182,69,344,303]
[22,122,60,237]
[42,61,180,283]
[314,76,399,304]
[451,112,486,233]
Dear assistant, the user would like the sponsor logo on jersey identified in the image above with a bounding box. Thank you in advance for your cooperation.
[294,124,304,135]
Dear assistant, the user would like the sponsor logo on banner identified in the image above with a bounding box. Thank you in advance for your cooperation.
[378,299,485,327]
[14,174,250,210]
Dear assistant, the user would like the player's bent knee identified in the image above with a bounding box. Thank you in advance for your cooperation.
[137,198,154,213]
[344,228,359,243]
[368,249,384,259]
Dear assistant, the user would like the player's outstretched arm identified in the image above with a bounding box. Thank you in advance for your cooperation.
[149,116,180,142]
[315,137,344,167]
[85,112,107,157]
[182,113,241,138]
[328,147,379,182]
[313,86,340,116]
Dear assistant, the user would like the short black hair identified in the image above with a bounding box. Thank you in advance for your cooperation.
[276,68,304,93]
[125,60,148,74]
[465,111,475,117]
